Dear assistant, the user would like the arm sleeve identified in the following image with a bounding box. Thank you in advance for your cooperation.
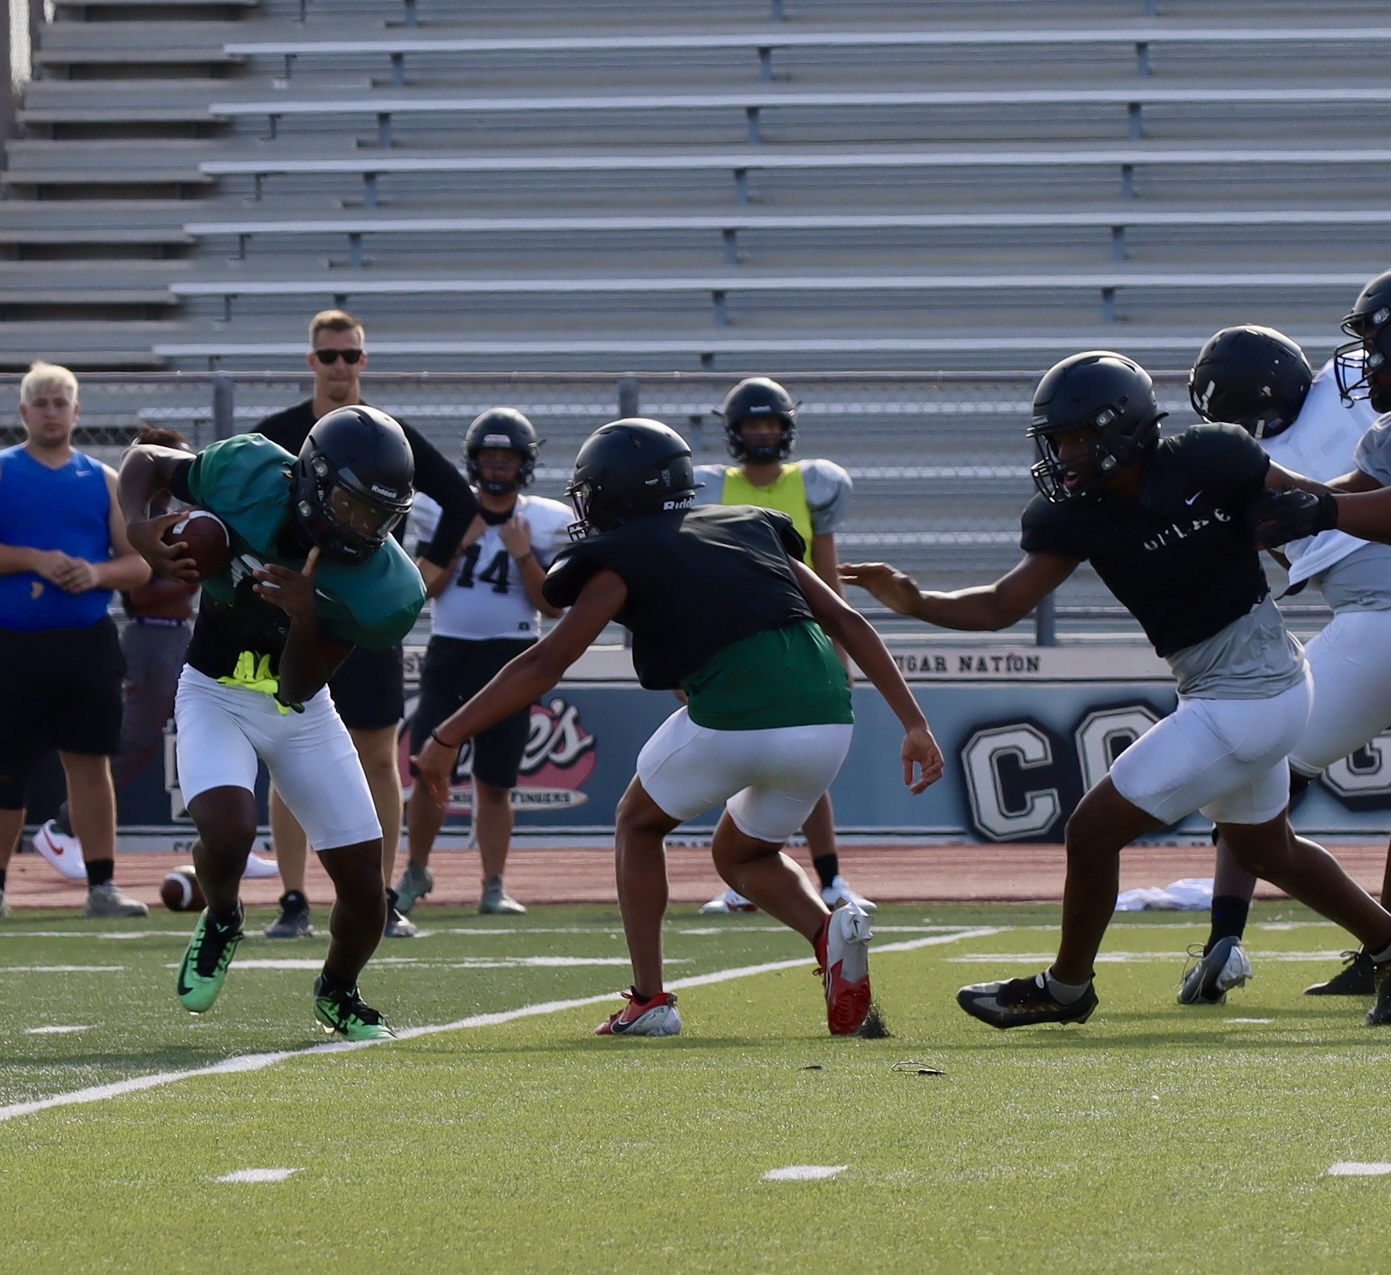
[801,459,853,534]
[402,423,480,567]
[1355,417,1391,486]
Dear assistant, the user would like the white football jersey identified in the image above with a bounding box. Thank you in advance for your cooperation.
[415,492,573,640]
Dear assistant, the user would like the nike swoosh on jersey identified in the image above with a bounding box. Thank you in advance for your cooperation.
[1184,491,1203,505]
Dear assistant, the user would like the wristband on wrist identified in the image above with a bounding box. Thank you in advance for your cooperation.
[430,728,457,750]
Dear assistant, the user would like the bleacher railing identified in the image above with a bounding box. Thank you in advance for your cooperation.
[0,368,1323,645]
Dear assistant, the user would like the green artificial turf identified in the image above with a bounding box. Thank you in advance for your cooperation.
[2,903,1389,1273]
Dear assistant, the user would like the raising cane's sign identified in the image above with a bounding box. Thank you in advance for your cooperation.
[397,695,597,813]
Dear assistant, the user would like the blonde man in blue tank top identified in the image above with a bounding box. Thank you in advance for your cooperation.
[0,362,152,920]
[693,377,873,915]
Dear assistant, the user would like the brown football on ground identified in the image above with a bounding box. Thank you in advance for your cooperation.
[162,509,231,582]
[160,866,206,913]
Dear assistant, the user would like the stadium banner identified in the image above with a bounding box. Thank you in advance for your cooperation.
[48,642,1391,849]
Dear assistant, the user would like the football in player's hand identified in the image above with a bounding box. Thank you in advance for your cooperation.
[162,509,230,581]
[160,866,206,913]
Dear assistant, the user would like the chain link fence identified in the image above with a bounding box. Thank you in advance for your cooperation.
[0,369,1327,644]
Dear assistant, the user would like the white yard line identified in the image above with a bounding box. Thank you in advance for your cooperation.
[0,927,1002,1125]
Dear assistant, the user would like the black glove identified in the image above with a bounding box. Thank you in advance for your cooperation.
[1248,487,1339,549]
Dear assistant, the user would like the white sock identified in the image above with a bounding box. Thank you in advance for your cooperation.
[1044,969,1092,1004]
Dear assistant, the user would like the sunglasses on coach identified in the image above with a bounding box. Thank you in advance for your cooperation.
[313,348,363,365]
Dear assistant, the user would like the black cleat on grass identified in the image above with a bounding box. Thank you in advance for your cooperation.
[1365,958,1391,1027]
[958,972,1098,1030]
[1306,949,1375,997]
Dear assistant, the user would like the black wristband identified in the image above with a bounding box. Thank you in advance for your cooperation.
[430,728,456,750]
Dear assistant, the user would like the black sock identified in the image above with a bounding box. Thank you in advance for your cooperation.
[318,967,353,996]
[1207,895,1250,951]
[55,801,73,837]
[0,868,6,892]
[86,858,114,888]
[812,854,839,890]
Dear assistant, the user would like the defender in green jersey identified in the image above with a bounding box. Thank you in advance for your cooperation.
[119,406,426,1039]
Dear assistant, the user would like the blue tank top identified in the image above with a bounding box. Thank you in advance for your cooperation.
[0,445,114,631]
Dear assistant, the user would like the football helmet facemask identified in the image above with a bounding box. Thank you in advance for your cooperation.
[1335,268,1391,413]
[564,418,697,539]
[463,407,540,496]
[719,376,797,463]
[1188,325,1312,440]
[1028,351,1165,503]
[293,405,414,564]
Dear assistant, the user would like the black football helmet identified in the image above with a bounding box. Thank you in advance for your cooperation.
[564,418,696,538]
[1028,351,1165,503]
[463,407,539,495]
[292,405,414,564]
[1335,268,1391,412]
[1188,325,1312,439]
[719,376,797,463]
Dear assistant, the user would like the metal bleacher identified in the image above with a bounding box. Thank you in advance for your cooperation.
[0,0,1388,375]
[0,0,1384,636]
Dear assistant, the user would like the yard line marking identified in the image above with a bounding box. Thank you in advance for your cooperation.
[1227,1018,1275,1024]
[763,1165,847,1181]
[173,956,685,972]
[949,951,1357,963]
[0,926,1002,1125]
[26,1025,91,1034]
[0,922,983,941]
[217,1168,301,1184]
[1326,1162,1391,1177]
[0,965,125,973]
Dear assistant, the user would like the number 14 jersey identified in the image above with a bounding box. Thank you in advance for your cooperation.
[413,491,574,641]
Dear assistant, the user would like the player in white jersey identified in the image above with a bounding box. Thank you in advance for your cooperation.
[1181,324,1388,1004]
[692,376,875,915]
[393,409,572,916]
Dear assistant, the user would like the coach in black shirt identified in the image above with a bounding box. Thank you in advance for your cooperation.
[255,308,479,940]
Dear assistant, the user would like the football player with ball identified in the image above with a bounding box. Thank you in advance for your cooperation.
[119,406,425,1040]
[414,417,944,1038]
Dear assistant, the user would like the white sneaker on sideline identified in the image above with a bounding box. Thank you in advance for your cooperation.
[33,820,87,881]
[820,874,877,913]
[243,852,280,880]
[699,887,758,915]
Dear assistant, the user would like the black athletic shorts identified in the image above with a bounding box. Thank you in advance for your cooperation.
[409,636,534,790]
[0,618,124,805]
[328,643,406,732]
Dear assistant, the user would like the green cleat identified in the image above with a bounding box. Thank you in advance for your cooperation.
[176,906,244,1014]
[313,976,396,1041]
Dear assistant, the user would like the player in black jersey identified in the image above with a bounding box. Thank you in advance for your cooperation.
[413,418,944,1038]
[843,350,1391,1030]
